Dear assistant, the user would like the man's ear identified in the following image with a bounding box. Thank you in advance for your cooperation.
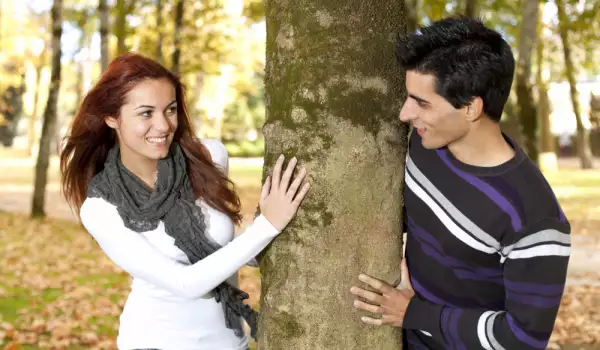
[465,97,484,122]
[105,116,119,129]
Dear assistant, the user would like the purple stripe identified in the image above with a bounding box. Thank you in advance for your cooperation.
[505,292,562,308]
[407,339,429,350]
[507,314,549,349]
[450,309,466,350]
[441,308,455,349]
[408,216,444,251]
[504,279,565,296]
[411,275,459,308]
[420,244,504,284]
[436,149,523,231]
[483,176,526,222]
[409,218,503,283]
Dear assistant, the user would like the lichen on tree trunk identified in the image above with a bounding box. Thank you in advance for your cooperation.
[258,1,408,349]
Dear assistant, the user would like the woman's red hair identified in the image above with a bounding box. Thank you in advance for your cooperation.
[60,52,241,223]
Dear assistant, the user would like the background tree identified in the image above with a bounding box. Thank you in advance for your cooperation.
[515,0,539,163]
[31,0,63,217]
[555,0,593,169]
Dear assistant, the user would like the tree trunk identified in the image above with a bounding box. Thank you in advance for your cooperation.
[258,1,408,349]
[98,0,109,71]
[171,0,184,76]
[156,0,164,64]
[464,0,477,17]
[114,0,135,55]
[0,0,3,52]
[515,0,538,164]
[556,0,594,169]
[28,64,44,156]
[31,0,63,218]
[536,3,556,172]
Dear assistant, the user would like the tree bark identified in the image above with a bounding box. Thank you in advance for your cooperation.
[515,0,539,164]
[258,1,408,349]
[98,0,109,72]
[556,0,594,169]
[155,0,164,64]
[536,3,556,172]
[171,0,184,76]
[31,0,63,218]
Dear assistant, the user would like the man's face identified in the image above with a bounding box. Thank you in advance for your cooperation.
[399,71,470,149]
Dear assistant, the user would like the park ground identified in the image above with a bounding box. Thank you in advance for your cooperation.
[1,148,599,349]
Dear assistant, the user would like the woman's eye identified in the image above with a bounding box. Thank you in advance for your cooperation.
[139,110,152,118]
[168,106,177,114]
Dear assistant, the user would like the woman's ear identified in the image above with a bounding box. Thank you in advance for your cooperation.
[105,116,119,129]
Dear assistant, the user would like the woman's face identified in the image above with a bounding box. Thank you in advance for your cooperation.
[106,78,178,164]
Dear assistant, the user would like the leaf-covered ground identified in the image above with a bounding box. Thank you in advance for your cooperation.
[0,159,599,349]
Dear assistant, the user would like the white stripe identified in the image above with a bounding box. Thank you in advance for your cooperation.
[405,172,497,254]
[420,330,432,337]
[507,244,571,260]
[502,229,570,256]
[407,156,501,250]
[487,311,507,350]
[477,311,495,350]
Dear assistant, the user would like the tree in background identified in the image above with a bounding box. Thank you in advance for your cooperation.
[555,0,594,169]
[515,0,539,163]
[258,1,408,348]
[31,0,63,217]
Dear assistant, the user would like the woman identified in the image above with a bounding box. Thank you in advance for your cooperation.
[60,53,310,350]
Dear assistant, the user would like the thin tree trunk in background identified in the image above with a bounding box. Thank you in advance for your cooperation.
[258,1,408,348]
[515,0,539,163]
[99,0,109,71]
[28,63,44,156]
[464,0,477,17]
[115,0,135,55]
[156,0,164,64]
[0,0,3,52]
[171,0,184,76]
[31,0,63,218]
[556,0,594,169]
[536,3,556,172]
[405,0,419,33]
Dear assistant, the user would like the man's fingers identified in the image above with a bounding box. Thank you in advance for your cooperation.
[353,300,384,314]
[350,286,385,304]
[360,315,399,326]
[358,274,395,295]
[360,316,384,326]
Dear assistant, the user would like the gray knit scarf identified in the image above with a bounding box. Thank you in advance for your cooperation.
[87,143,258,339]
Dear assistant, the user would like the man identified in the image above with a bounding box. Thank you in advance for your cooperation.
[350,16,570,349]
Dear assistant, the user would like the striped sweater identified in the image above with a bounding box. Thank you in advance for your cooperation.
[402,130,571,350]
